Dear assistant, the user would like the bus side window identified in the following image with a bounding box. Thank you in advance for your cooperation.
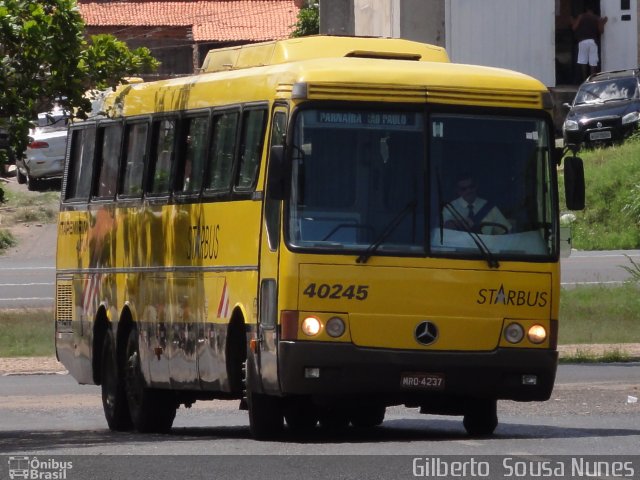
[94,124,122,199]
[236,108,267,191]
[65,125,97,201]
[205,111,238,194]
[119,122,148,197]
[148,118,177,195]
[176,115,209,195]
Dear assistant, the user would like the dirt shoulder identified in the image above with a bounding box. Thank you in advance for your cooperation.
[2,344,639,376]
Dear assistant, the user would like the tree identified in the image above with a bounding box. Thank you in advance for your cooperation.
[291,2,319,38]
[0,0,159,170]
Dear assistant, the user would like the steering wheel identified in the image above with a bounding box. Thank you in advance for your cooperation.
[477,222,509,235]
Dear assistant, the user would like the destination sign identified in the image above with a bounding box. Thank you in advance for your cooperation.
[313,111,419,128]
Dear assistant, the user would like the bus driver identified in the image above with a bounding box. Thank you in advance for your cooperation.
[443,173,511,235]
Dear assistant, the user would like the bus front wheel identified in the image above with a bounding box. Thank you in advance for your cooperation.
[124,327,176,433]
[246,361,283,439]
[100,330,132,431]
[463,398,498,436]
[350,404,386,428]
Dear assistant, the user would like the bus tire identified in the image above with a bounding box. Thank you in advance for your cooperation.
[319,407,350,432]
[124,327,176,433]
[284,398,318,433]
[350,405,385,428]
[100,330,133,431]
[463,398,498,437]
[246,361,283,439]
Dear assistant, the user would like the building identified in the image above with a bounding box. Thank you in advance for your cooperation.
[321,0,639,88]
[79,0,301,77]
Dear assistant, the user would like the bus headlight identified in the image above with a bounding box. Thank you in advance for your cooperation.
[325,316,346,338]
[301,316,322,336]
[504,322,524,344]
[527,325,547,344]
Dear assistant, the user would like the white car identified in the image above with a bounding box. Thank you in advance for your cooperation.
[17,110,69,190]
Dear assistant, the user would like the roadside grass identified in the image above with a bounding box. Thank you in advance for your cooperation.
[559,134,640,250]
[559,283,640,345]
[560,347,630,364]
[0,309,54,357]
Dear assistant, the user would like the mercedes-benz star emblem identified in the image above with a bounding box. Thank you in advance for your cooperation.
[596,121,603,128]
[415,321,438,346]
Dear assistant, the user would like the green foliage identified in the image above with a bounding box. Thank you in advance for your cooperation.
[559,136,640,249]
[291,3,319,38]
[620,254,640,283]
[0,0,159,168]
[0,229,16,251]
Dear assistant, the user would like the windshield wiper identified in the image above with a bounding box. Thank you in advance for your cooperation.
[442,203,500,269]
[356,200,417,264]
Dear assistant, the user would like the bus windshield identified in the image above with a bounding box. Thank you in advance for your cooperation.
[287,107,557,260]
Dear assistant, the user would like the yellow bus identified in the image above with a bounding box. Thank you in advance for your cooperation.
[55,36,584,439]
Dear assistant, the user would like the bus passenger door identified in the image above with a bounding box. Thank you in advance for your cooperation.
[256,107,287,394]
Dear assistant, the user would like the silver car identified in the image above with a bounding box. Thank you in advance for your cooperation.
[17,110,69,190]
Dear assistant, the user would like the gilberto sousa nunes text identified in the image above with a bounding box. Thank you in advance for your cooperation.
[411,457,635,478]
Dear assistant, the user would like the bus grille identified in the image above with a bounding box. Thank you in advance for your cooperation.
[56,282,74,322]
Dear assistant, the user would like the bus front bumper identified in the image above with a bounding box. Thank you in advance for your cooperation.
[278,342,557,402]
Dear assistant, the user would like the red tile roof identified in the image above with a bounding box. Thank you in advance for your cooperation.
[78,0,300,42]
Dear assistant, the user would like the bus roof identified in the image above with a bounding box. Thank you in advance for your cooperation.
[95,37,549,117]
[200,35,450,73]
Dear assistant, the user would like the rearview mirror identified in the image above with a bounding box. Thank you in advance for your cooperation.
[564,156,585,211]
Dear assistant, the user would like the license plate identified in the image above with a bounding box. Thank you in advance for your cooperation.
[401,372,445,390]
[590,131,611,141]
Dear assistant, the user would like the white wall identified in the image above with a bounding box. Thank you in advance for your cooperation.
[445,0,556,87]
[601,0,638,72]
[354,0,400,38]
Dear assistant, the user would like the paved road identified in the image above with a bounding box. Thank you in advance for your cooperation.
[561,249,640,286]
[0,224,55,309]
[0,365,638,457]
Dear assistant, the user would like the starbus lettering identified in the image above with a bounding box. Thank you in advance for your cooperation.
[187,223,220,260]
[58,219,88,235]
[477,284,548,307]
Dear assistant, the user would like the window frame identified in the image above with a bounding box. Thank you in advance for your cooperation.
[92,119,124,202]
[173,109,211,203]
[146,113,180,200]
[201,106,241,201]
[116,116,151,203]
[62,122,98,204]
[232,103,269,197]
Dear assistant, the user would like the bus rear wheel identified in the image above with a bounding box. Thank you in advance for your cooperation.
[463,398,498,437]
[124,328,176,433]
[100,330,132,431]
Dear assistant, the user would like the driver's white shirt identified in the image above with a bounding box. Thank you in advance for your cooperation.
[443,197,511,234]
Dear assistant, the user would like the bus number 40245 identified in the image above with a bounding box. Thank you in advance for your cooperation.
[303,283,369,300]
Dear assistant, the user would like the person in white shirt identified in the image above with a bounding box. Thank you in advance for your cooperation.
[443,174,511,235]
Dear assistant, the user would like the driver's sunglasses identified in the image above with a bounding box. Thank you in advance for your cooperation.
[458,183,476,191]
